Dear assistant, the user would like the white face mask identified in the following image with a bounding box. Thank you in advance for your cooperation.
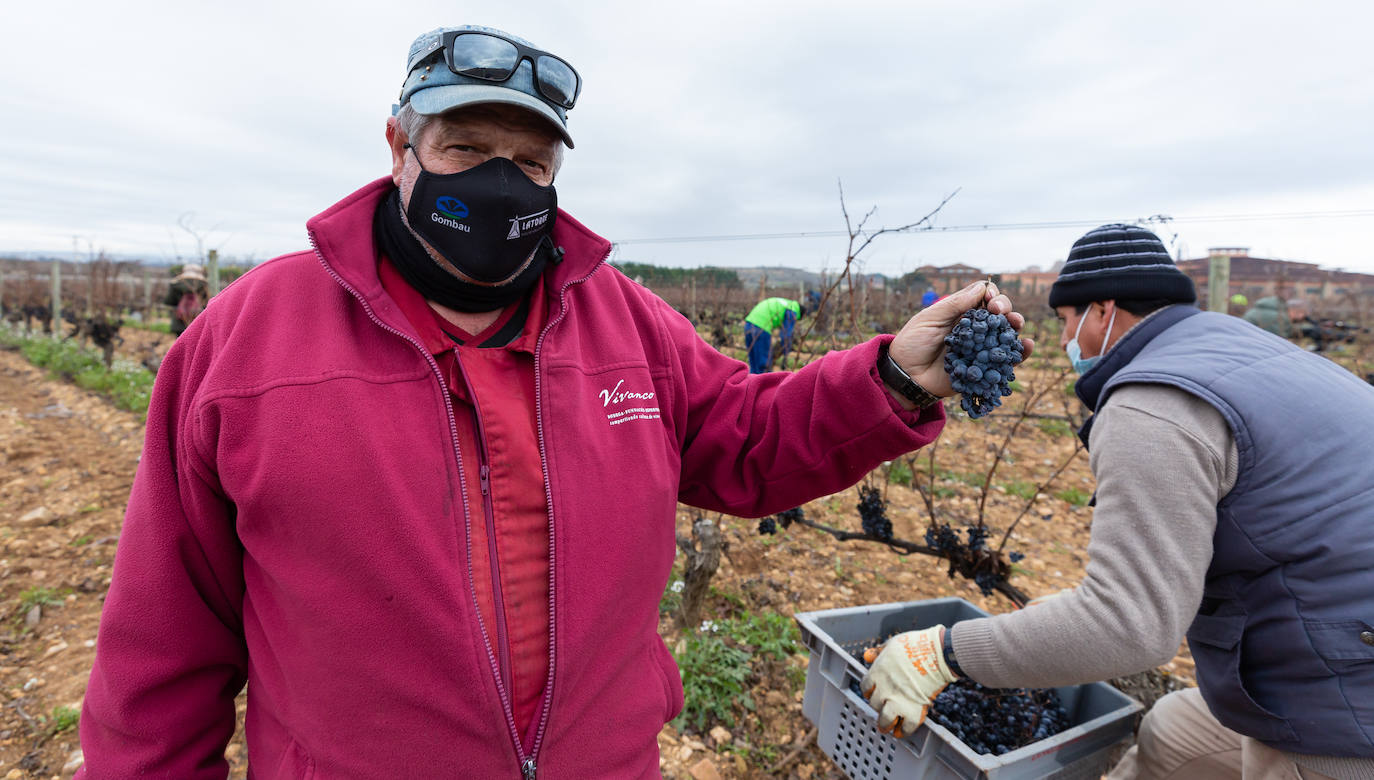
[1066,305,1117,375]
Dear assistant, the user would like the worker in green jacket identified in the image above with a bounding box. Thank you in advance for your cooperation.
[743,297,805,373]
[1242,296,1292,338]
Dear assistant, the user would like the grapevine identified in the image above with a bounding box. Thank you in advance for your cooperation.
[924,523,1022,597]
[761,506,1031,606]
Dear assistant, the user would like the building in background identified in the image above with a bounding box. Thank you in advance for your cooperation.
[1178,248,1374,314]
[996,266,1061,300]
[914,263,986,295]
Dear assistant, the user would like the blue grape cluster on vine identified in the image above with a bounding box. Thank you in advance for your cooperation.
[777,506,803,529]
[965,525,988,552]
[925,524,962,557]
[944,307,1024,418]
[857,486,893,541]
[757,505,806,536]
[924,523,1024,597]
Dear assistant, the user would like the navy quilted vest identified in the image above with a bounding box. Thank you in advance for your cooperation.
[1084,307,1374,755]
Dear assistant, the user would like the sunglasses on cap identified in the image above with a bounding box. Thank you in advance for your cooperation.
[439,30,581,110]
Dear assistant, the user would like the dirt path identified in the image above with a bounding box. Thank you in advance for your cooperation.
[0,345,144,778]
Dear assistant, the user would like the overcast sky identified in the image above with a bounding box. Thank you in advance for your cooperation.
[4,0,1373,277]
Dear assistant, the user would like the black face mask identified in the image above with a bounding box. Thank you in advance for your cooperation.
[404,149,558,284]
[376,189,560,314]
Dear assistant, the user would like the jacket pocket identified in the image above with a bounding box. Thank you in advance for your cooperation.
[1307,619,1374,672]
[1187,612,1297,743]
[649,635,685,723]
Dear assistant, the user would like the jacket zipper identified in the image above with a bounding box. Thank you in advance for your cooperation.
[309,234,531,776]
[525,243,614,771]
[456,367,515,698]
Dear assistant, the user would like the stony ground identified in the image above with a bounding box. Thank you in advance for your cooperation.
[0,324,1205,779]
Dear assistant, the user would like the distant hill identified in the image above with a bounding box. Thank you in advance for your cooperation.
[0,249,172,266]
[732,266,890,290]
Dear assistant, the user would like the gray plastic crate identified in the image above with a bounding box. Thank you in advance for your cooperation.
[796,598,1142,779]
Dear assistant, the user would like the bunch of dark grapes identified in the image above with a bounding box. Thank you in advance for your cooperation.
[853,658,1070,755]
[929,679,1070,755]
[924,524,962,557]
[777,506,803,529]
[944,308,1024,419]
[857,485,893,541]
[757,506,806,536]
[925,523,1025,597]
[965,525,988,552]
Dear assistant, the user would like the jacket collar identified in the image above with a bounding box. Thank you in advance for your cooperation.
[305,178,615,334]
[1074,304,1201,447]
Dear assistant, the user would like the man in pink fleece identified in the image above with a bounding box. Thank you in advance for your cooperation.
[76,24,1031,779]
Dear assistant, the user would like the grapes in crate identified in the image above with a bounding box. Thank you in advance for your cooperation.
[944,307,1024,419]
[851,653,1069,755]
[929,679,1069,756]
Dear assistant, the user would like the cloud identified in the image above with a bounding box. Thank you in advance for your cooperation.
[1,0,1372,277]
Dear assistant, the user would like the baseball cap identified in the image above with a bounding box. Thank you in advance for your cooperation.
[395,25,576,148]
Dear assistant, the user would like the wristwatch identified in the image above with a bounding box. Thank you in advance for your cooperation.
[942,627,965,678]
[877,344,942,409]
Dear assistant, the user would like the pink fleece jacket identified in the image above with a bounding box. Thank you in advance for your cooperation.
[77,178,944,779]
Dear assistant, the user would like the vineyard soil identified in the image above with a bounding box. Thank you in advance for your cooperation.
[0,332,1197,779]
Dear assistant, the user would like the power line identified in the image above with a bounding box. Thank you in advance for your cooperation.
[610,208,1374,246]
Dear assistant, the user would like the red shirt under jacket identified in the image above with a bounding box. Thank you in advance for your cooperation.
[378,255,550,750]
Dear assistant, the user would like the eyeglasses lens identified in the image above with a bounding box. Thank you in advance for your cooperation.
[451,34,520,80]
[535,56,578,107]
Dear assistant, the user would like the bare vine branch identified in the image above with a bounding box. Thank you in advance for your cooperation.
[789,514,1029,607]
[792,183,961,363]
[997,440,1086,555]
[974,364,1074,524]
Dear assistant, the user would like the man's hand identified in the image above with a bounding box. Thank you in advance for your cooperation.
[888,282,1035,399]
[860,625,957,738]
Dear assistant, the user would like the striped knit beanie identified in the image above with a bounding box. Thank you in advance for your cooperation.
[1048,224,1197,308]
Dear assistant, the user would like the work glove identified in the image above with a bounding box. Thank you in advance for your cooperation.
[860,625,957,738]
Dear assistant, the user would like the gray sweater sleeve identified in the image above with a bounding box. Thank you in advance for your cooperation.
[950,384,1237,689]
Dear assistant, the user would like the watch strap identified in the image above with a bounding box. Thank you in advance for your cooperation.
[942,626,965,678]
[878,344,942,409]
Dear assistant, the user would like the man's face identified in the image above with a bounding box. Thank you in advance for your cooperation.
[1055,302,1112,356]
[385,103,562,283]
[390,104,560,188]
